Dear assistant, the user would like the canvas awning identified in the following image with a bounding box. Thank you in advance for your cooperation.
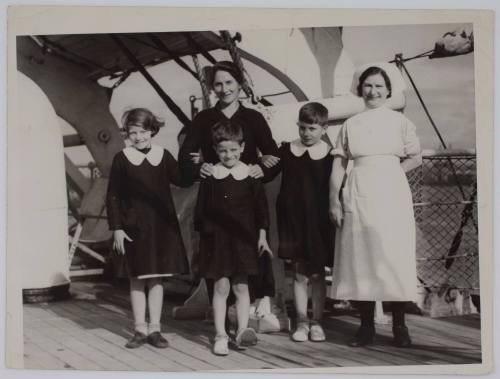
[23,31,225,81]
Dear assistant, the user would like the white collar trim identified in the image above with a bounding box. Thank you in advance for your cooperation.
[123,145,164,166]
[290,139,329,160]
[212,162,250,180]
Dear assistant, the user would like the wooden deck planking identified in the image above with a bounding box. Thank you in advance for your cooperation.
[66,300,227,370]
[26,301,197,371]
[83,284,395,368]
[26,326,103,370]
[41,317,152,371]
[23,339,71,370]
[322,316,479,365]
[62,303,216,371]
[23,281,482,371]
[310,317,432,366]
[172,317,315,369]
[70,284,308,369]
[408,315,481,344]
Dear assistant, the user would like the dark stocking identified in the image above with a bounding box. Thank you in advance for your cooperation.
[356,301,375,327]
[391,301,406,327]
[349,301,375,347]
[391,301,411,347]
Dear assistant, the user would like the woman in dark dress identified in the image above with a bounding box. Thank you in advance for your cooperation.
[178,61,280,312]
[107,108,189,349]
[178,60,280,183]
[268,102,334,343]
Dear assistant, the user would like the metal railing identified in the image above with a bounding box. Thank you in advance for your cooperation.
[408,149,478,293]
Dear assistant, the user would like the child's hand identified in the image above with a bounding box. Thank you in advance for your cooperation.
[113,229,133,255]
[329,201,343,228]
[248,164,264,179]
[200,163,214,178]
[261,154,280,168]
[258,238,273,258]
[190,152,203,164]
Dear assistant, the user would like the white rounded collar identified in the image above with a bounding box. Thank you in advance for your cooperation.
[123,144,164,166]
[212,162,250,180]
[290,139,329,160]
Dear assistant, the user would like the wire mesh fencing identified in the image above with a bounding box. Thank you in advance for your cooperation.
[408,150,478,294]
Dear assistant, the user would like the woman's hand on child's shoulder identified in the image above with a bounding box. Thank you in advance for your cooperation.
[113,229,133,255]
[190,151,203,165]
[200,163,214,178]
[260,154,280,168]
[248,164,264,179]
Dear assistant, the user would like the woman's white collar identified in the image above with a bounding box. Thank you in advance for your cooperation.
[123,145,164,166]
[290,139,329,160]
[212,163,249,180]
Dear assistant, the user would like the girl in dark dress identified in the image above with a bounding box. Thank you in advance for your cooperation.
[107,108,189,349]
[268,102,335,343]
[195,120,272,356]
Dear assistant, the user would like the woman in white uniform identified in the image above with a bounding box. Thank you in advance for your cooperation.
[329,66,422,348]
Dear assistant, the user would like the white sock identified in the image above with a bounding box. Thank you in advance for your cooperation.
[134,322,147,335]
[148,323,161,334]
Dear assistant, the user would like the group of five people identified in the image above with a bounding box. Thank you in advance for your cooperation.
[106,61,422,355]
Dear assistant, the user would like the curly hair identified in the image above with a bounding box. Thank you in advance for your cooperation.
[121,108,165,137]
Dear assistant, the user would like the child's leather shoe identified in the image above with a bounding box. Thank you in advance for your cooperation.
[348,326,375,347]
[147,331,169,348]
[125,331,148,349]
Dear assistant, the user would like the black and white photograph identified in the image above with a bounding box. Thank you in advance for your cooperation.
[5,6,494,375]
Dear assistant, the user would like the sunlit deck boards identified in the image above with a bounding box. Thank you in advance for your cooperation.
[23,281,481,371]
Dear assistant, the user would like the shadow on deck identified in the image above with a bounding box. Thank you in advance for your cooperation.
[23,280,482,371]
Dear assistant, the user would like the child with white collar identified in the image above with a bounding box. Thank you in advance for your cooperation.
[194,120,272,356]
[106,108,189,349]
[267,102,335,343]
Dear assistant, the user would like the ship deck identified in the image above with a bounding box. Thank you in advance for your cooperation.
[23,280,482,372]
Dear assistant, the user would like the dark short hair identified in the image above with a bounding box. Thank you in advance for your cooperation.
[357,66,392,98]
[212,120,244,145]
[298,102,329,126]
[121,108,164,137]
[211,61,244,86]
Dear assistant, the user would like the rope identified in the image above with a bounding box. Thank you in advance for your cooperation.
[220,31,253,100]
[394,54,478,274]
[183,32,218,64]
[389,49,434,64]
[396,57,447,149]
[220,31,272,106]
[191,54,212,109]
[396,57,468,202]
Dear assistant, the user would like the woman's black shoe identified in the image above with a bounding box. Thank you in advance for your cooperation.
[392,325,412,347]
[125,331,148,349]
[147,331,169,348]
[348,326,375,347]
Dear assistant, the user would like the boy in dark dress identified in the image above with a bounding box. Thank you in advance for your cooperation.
[267,102,335,342]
